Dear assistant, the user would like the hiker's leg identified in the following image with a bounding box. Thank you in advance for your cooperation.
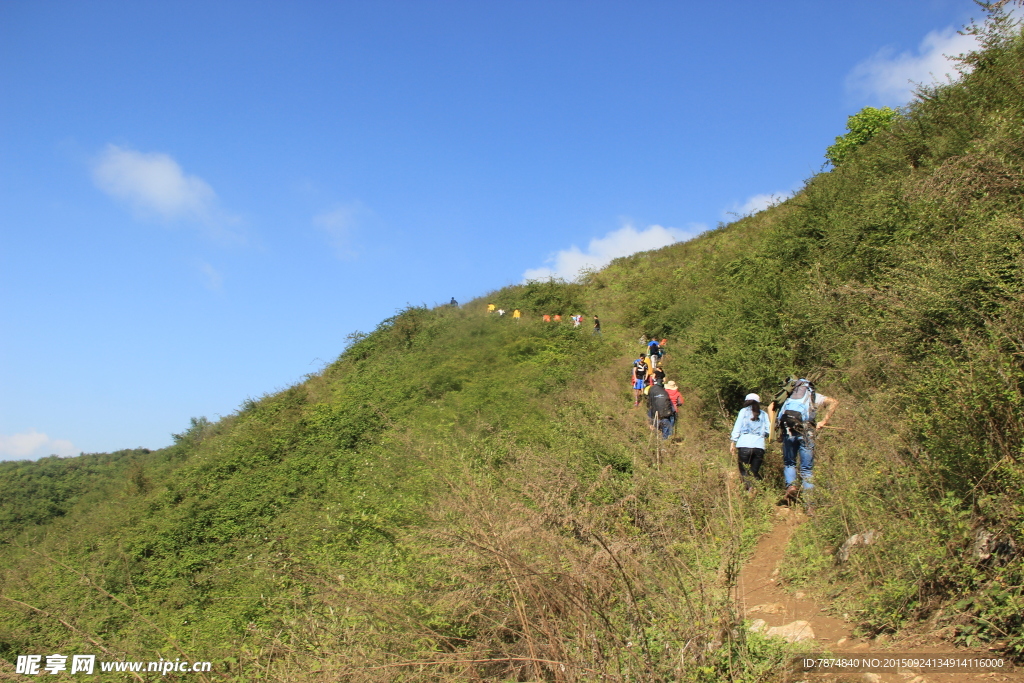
[799,437,814,490]
[737,447,754,488]
[749,448,765,481]
[781,436,798,486]
[660,417,672,440]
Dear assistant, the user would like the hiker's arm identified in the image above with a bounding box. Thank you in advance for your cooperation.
[729,414,742,452]
[816,396,839,428]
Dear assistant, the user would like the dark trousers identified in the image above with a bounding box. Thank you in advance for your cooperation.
[737,447,765,489]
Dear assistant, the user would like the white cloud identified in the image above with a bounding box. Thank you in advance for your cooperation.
[729,193,784,217]
[313,201,375,260]
[0,430,77,461]
[523,222,705,282]
[92,145,242,239]
[847,27,980,106]
[725,185,802,220]
[197,261,224,291]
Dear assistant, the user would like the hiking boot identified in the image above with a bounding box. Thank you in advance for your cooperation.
[780,485,799,505]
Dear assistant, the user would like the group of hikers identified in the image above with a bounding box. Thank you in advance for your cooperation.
[728,377,838,513]
[484,303,602,334]
[631,337,680,440]
[633,335,839,514]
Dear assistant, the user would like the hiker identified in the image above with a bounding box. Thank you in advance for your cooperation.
[659,338,667,361]
[487,303,495,314]
[632,355,648,406]
[497,308,505,316]
[543,314,551,322]
[572,314,581,328]
[512,309,521,322]
[768,378,839,508]
[646,383,676,440]
[664,380,684,417]
[650,363,666,386]
[730,393,771,493]
[554,314,562,322]
[647,338,661,363]
[593,315,601,335]
[643,352,655,376]
[450,297,458,307]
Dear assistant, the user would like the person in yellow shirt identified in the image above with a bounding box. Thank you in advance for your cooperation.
[487,303,495,314]
[512,309,521,322]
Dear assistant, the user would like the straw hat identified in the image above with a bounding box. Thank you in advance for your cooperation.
[665,381,679,391]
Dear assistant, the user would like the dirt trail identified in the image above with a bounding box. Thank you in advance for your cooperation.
[735,507,1023,683]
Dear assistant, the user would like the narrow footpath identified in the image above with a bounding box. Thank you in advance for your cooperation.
[735,508,1024,683]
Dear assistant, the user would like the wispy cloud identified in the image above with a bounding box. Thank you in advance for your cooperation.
[313,201,375,260]
[0,430,77,461]
[92,144,242,240]
[197,261,224,291]
[523,222,705,282]
[726,192,788,218]
[846,27,979,107]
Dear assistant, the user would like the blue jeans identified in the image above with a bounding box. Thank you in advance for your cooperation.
[782,432,814,490]
[659,413,675,440]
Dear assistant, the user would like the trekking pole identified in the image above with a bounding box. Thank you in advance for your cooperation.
[654,410,661,469]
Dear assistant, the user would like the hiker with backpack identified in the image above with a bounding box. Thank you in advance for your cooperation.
[632,355,648,407]
[647,338,661,364]
[768,377,839,508]
[646,382,677,440]
[730,393,771,494]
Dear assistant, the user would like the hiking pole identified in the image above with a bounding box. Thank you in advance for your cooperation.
[651,410,661,470]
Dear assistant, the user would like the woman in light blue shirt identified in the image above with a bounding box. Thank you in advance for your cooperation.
[730,392,771,492]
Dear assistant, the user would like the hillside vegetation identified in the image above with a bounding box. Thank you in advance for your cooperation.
[3,8,1024,682]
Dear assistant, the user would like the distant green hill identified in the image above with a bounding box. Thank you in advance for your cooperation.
[3,9,1024,682]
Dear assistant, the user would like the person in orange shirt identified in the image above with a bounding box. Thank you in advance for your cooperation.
[543,314,551,322]
[553,314,561,322]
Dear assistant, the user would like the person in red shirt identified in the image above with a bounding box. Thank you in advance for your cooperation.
[665,381,683,411]
[543,314,551,322]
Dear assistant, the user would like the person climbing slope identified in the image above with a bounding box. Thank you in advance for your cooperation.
[664,380,683,412]
[593,315,601,335]
[650,363,665,386]
[768,377,839,512]
[647,338,661,364]
[512,309,521,322]
[646,382,676,440]
[729,393,770,494]
[631,355,648,407]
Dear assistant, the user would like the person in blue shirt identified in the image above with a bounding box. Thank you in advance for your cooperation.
[730,393,771,493]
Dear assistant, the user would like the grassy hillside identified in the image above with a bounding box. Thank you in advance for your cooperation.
[4,8,1024,682]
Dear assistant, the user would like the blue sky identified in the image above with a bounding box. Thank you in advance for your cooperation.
[0,0,988,459]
